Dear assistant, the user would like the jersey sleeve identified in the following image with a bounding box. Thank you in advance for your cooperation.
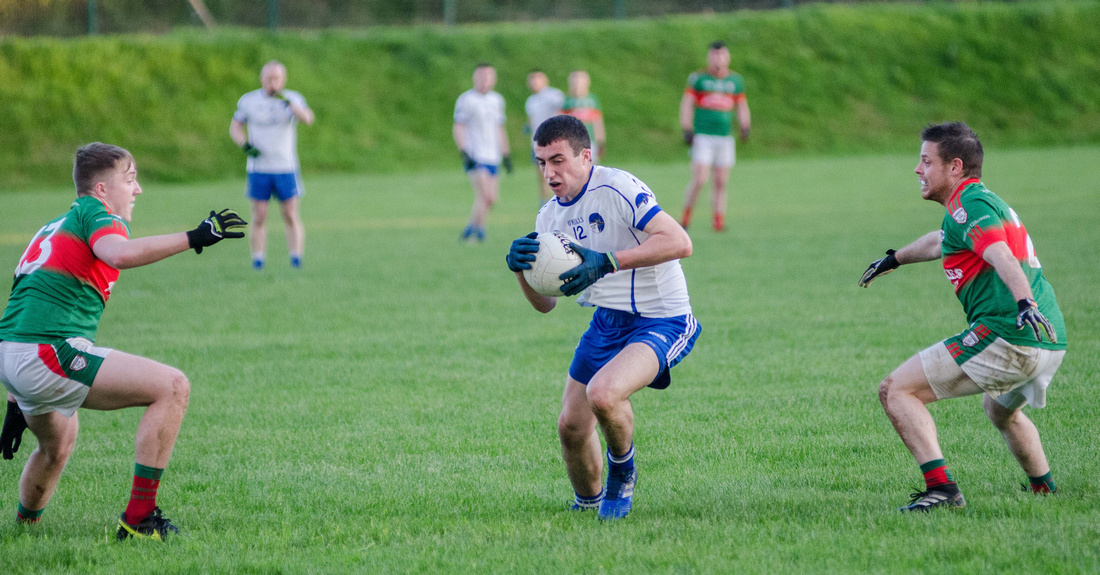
[614,174,662,231]
[684,72,700,95]
[957,196,1008,258]
[287,90,309,110]
[496,94,506,124]
[453,94,470,124]
[233,95,249,123]
[81,204,130,249]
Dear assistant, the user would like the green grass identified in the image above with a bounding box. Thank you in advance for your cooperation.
[3,1,1100,188]
[1,147,1099,572]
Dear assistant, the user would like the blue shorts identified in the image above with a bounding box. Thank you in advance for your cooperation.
[569,307,701,390]
[465,163,499,176]
[247,172,301,202]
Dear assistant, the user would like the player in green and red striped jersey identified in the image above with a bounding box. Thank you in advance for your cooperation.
[679,41,751,232]
[563,70,606,164]
[0,143,246,539]
[859,122,1067,511]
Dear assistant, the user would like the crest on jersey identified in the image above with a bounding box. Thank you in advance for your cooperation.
[588,213,605,233]
[961,332,979,347]
[635,193,652,208]
[70,355,87,371]
[952,207,968,224]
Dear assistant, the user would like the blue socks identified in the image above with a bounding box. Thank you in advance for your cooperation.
[608,443,635,471]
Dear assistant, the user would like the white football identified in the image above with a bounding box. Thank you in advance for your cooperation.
[523,231,582,297]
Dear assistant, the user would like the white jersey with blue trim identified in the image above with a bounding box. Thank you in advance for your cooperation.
[525,86,565,140]
[233,89,308,174]
[535,166,692,318]
[454,89,506,165]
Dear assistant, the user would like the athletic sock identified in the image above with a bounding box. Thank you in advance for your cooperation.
[124,463,164,526]
[574,487,605,509]
[680,207,693,228]
[1029,471,1057,494]
[608,443,635,471]
[290,254,302,268]
[713,213,726,232]
[920,459,955,489]
[252,255,265,270]
[16,502,43,524]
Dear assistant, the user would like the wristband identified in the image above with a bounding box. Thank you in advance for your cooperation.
[607,252,620,272]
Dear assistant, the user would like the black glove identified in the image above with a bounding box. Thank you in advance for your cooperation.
[2,400,27,460]
[502,155,514,175]
[507,232,539,272]
[241,143,261,158]
[559,243,619,297]
[186,209,248,254]
[460,151,476,171]
[682,129,694,146]
[739,125,751,142]
[858,249,900,288]
[1017,298,1057,343]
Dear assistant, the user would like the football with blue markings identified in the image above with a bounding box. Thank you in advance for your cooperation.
[523,231,582,297]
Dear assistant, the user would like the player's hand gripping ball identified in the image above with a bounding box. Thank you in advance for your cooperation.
[522,232,583,297]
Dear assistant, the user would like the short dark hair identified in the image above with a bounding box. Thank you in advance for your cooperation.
[921,122,983,178]
[528,68,544,75]
[73,143,133,197]
[475,62,493,70]
[534,115,591,155]
[709,40,727,51]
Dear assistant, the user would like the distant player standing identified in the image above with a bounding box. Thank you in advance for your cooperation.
[860,122,1067,511]
[524,69,564,205]
[454,63,512,242]
[679,41,751,232]
[505,116,700,520]
[230,60,314,270]
[562,70,606,164]
[0,143,246,538]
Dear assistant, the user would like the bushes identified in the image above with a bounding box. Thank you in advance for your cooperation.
[0,1,1098,189]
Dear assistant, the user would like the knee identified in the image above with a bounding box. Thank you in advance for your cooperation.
[877,377,893,410]
[161,369,190,409]
[984,399,1015,430]
[586,384,617,419]
[557,414,589,445]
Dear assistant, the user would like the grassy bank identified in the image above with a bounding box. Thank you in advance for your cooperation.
[1,1,1098,188]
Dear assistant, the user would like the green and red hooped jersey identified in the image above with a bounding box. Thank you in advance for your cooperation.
[939,179,1066,361]
[0,196,130,343]
[685,70,746,137]
[562,94,603,140]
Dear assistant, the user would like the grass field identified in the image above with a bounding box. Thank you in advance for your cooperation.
[1,147,1098,573]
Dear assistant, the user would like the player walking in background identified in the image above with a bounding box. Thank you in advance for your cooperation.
[505,116,700,520]
[860,122,1067,511]
[562,70,606,164]
[0,143,246,539]
[454,63,512,243]
[230,60,314,270]
[679,41,751,232]
[524,69,564,205]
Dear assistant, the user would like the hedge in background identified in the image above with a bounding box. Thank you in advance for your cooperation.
[0,1,1098,189]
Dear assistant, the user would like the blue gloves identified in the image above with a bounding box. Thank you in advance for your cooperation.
[507,232,539,272]
[560,243,619,297]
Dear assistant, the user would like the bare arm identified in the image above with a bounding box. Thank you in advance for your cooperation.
[593,115,606,152]
[514,272,557,314]
[289,100,314,126]
[679,93,695,131]
[230,119,248,147]
[982,241,1035,301]
[497,124,510,156]
[91,233,191,270]
[612,211,692,271]
[895,230,943,264]
[453,123,467,152]
[736,98,751,141]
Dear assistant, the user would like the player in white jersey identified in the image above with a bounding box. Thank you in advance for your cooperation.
[506,115,701,521]
[230,60,314,269]
[453,63,512,242]
[524,70,564,205]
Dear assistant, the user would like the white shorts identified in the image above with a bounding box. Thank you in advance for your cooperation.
[0,338,112,417]
[919,337,1065,410]
[691,134,735,168]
